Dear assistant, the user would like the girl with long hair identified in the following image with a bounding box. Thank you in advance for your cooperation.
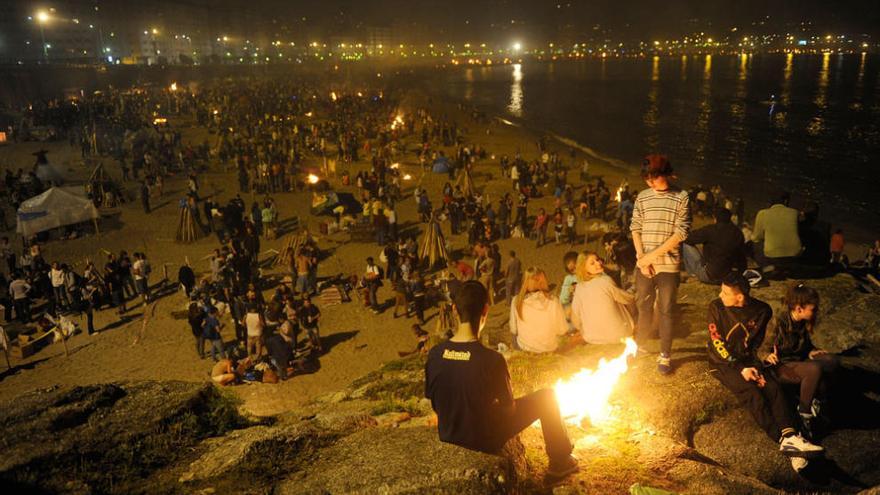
[509,267,568,353]
[570,251,635,344]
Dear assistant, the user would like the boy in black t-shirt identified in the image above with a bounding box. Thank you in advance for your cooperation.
[425,281,578,479]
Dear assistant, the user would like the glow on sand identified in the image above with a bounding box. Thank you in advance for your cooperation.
[553,338,638,426]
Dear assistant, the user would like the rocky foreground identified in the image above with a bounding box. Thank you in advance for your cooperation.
[1,273,879,494]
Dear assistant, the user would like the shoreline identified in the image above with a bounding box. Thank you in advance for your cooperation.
[457,92,874,262]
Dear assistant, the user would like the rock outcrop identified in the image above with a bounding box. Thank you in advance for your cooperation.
[1,274,879,494]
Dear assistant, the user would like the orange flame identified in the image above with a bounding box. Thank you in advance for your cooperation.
[553,338,638,425]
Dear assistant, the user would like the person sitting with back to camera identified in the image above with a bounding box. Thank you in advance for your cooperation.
[426,281,578,480]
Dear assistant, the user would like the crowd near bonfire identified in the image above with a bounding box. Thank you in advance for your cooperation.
[2,74,879,481]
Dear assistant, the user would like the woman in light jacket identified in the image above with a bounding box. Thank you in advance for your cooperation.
[571,251,635,344]
[509,267,568,353]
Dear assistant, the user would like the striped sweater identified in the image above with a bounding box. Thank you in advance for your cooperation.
[630,186,691,273]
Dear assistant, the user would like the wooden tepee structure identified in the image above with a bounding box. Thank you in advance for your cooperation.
[274,230,310,267]
[175,203,204,243]
[455,166,476,197]
[419,216,449,268]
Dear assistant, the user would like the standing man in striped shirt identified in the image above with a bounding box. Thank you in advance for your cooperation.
[630,155,691,374]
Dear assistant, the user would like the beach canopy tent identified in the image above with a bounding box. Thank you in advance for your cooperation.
[16,187,99,237]
[431,156,451,174]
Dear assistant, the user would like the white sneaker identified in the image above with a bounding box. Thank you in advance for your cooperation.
[791,457,809,473]
[780,433,824,458]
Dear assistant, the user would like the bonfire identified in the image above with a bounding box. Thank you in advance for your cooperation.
[553,338,638,426]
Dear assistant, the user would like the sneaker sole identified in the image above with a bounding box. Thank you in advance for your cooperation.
[780,447,824,459]
[546,464,579,480]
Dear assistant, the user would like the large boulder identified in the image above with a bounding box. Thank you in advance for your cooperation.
[0,381,244,494]
[276,426,519,495]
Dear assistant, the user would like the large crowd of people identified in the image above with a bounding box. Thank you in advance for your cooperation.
[3,74,878,481]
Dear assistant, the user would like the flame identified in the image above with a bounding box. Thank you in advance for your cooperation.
[553,338,638,426]
[615,186,624,203]
[169,82,178,92]
[307,174,320,184]
[330,91,337,101]
[390,114,404,130]
[403,174,412,180]
[212,109,219,115]
[390,162,400,169]
[305,111,313,117]
[152,117,167,125]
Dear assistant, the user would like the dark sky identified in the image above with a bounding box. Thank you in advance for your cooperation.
[268,0,880,38]
[18,0,879,41]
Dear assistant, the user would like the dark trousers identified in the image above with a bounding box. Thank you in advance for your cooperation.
[14,298,30,322]
[712,365,795,441]
[775,355,840,411]
[635,270,679,356]
[85,306,95,334]
[490,388,573,461]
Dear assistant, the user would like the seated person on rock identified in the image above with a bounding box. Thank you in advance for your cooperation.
[509,267,569,353]
[751,191,802,272]
[425,281,578,480]
[682,207,745,284]
[570,251,634,344]
[211,358,238,386]
[763,282,839,438]
[707,273,823,473]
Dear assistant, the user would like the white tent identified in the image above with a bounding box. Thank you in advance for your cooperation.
[16,187,99,237]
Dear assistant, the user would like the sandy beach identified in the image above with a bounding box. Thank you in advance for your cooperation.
[0,82,867,417]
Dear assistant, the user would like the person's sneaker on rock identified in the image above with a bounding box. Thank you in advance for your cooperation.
[779,433,824,457]
[790,456,809,473]
[546,454,579,480]
[657,354,672,374]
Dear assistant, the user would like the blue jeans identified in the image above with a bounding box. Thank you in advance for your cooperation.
[635,270,679,356]
[681,244,712,284]
[296,274,309,293]
[209,338,225,361]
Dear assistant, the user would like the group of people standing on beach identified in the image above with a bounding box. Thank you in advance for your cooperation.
[6,73,877,483]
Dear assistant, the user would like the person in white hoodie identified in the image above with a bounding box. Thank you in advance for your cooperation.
[571,251,635,344]
[509,267,568,353]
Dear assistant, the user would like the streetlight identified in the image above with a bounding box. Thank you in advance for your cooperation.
[36,10,49,62]
[512,41,522,52]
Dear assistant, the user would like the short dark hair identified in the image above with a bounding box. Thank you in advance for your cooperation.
[773,191,791,206]
[563,251,579,266]
[714,207,732,223]
[641,154,674,179]
[452,280,488,331]
[721,272,750,297]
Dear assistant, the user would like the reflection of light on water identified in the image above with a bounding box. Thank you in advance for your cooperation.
[464,68,474,100]
[815,53,830,109]
[680,55,688,80]
[857,52,866,93]
[809,53,831,136]
[508,63,523,117]
[644,57,660,149]
[694,55,713,165]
